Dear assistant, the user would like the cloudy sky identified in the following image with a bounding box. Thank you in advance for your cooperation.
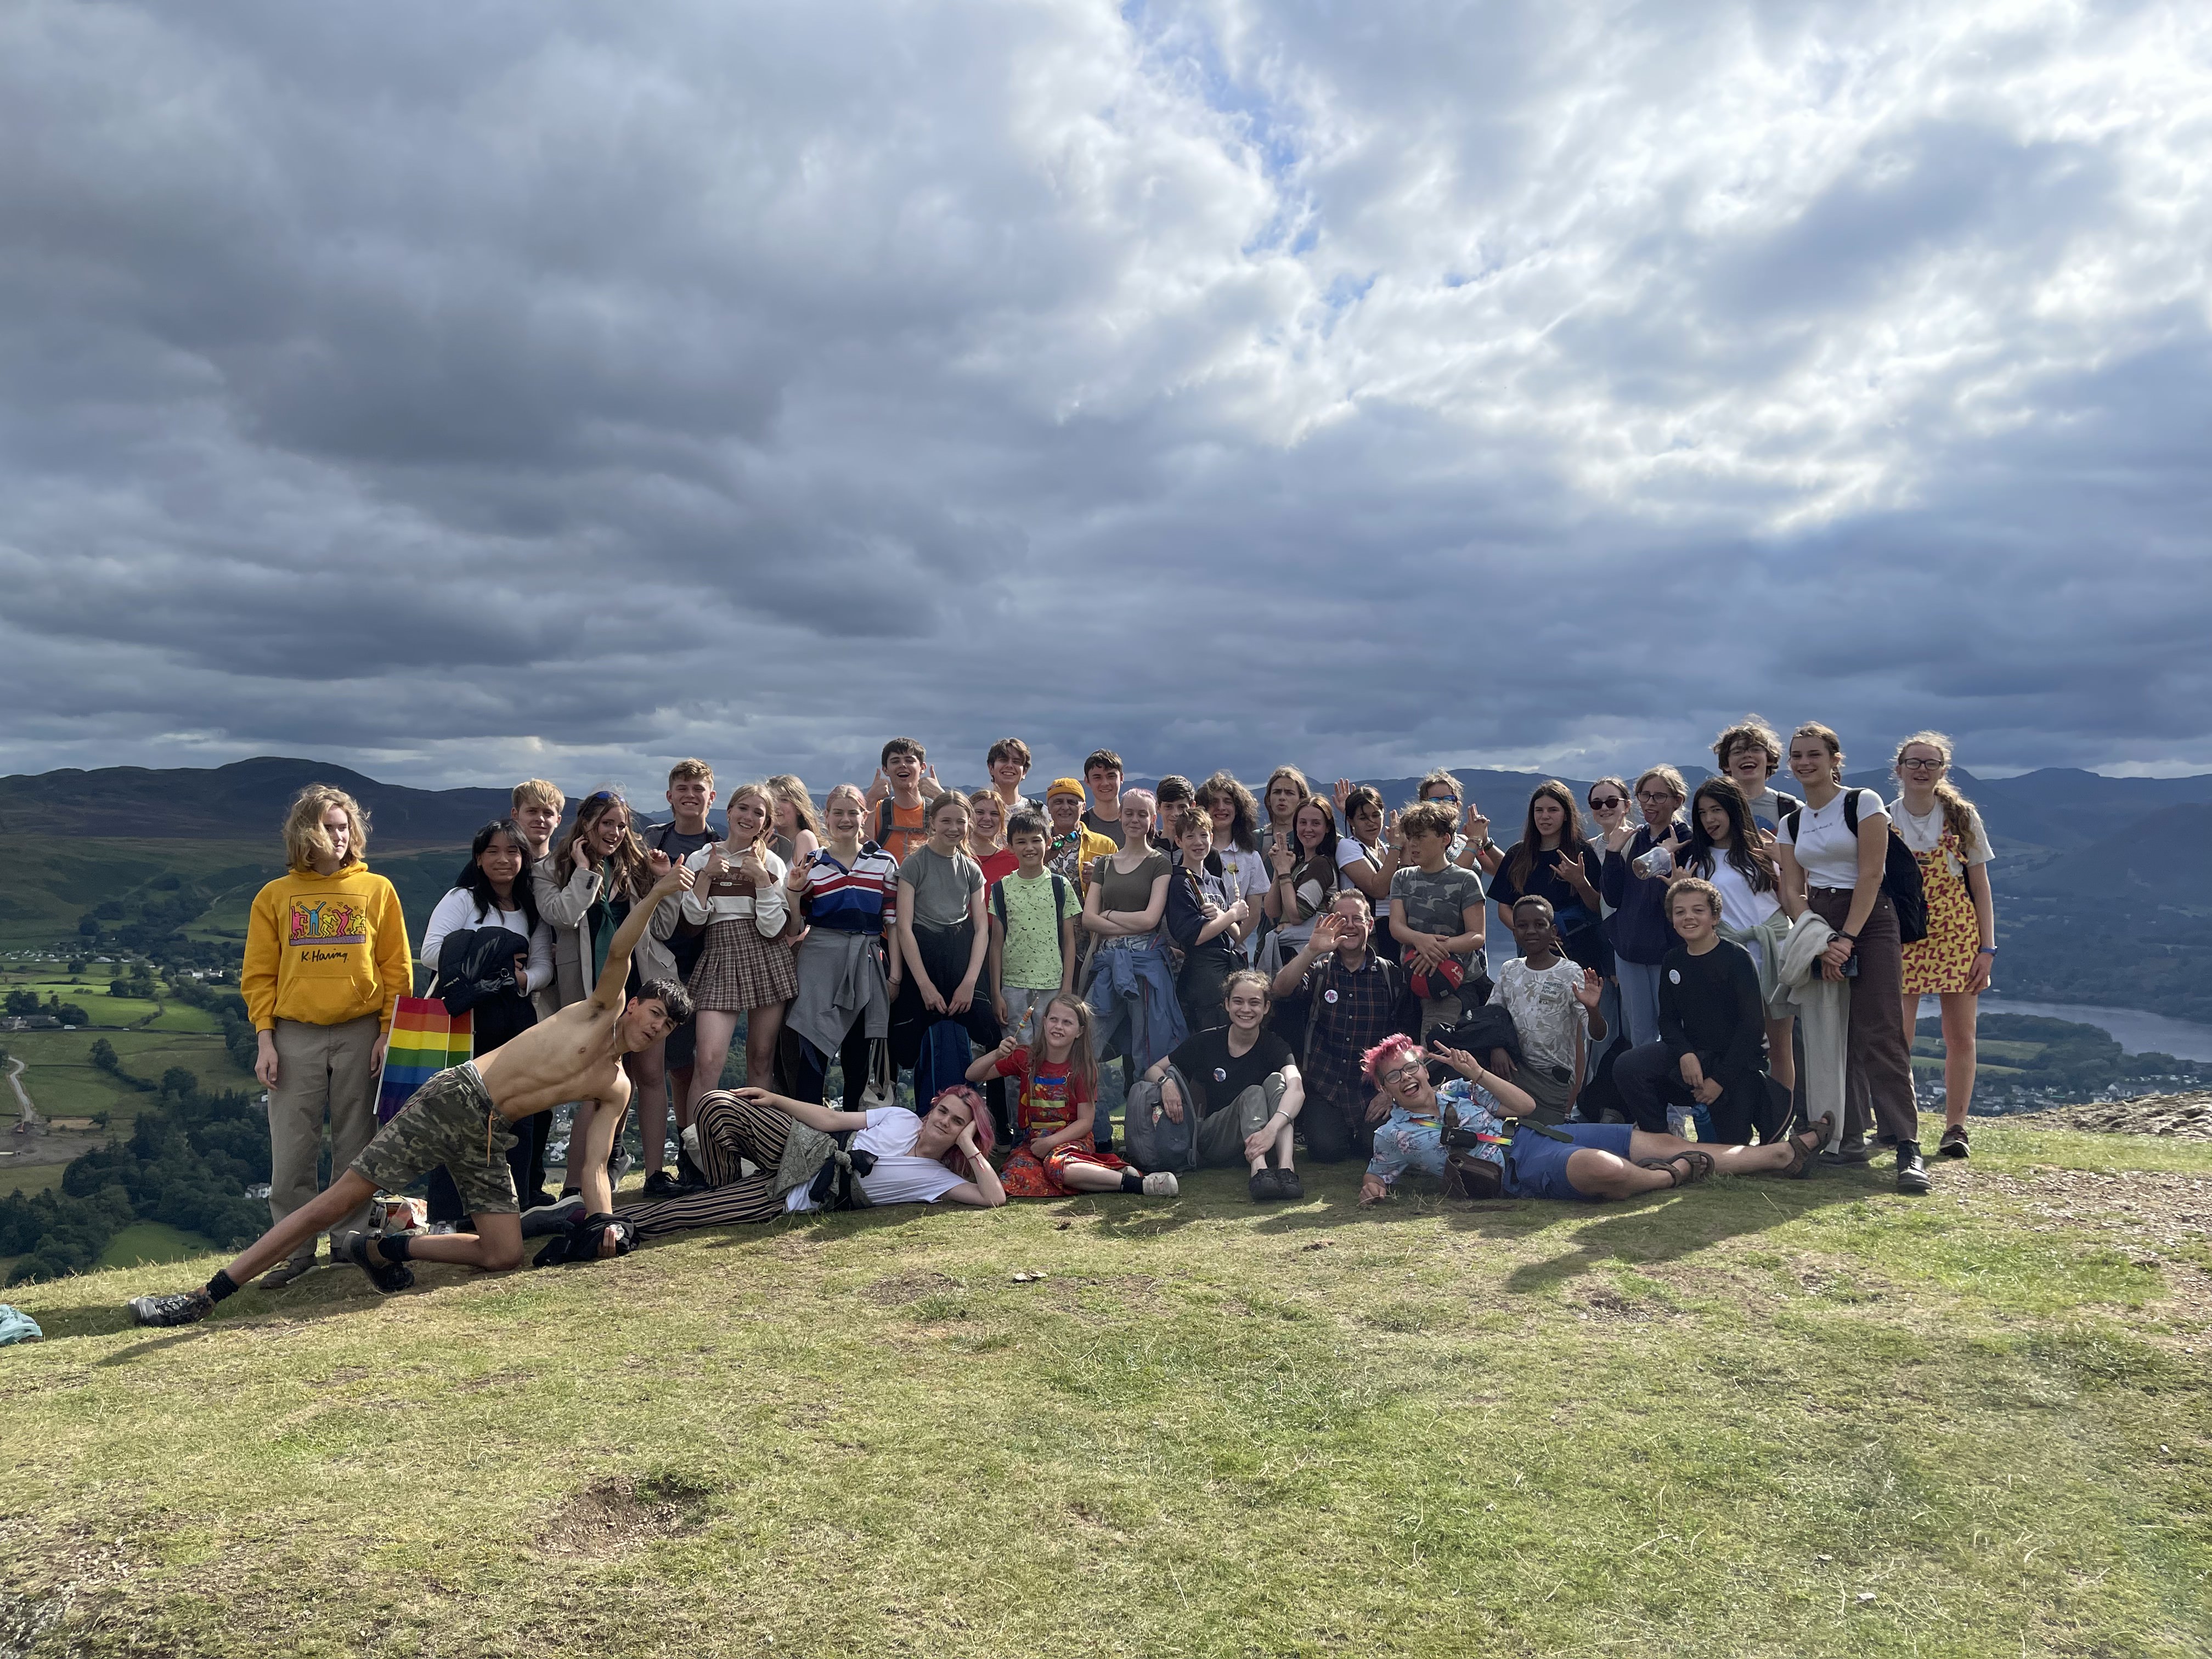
[3,0,2207,798]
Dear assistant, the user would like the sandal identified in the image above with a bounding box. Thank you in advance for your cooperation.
[1774,1116,1832,1181]
[1635,1149,1714,1188]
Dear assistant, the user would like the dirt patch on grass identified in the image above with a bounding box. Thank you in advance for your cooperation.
[1955,1165,2212,1244]
[862,1271,958,1306]
[536,1474,716,1558]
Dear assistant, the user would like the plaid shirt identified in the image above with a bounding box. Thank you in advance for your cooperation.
[1299,949,1410,1122]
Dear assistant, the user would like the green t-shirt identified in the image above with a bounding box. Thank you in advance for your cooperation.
[995,868,1082,990]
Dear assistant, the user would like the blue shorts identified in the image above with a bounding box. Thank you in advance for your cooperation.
[1505,1122,1634,1202]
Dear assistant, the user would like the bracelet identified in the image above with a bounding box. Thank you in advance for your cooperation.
[1976,946,1997,956]
[1838,932,1858,944]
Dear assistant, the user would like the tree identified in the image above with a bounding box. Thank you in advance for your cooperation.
[89,1037,120,1074]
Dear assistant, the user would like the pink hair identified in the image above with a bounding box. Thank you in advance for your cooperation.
[927,1084,995,1172]
[1361,1033,1423,1086]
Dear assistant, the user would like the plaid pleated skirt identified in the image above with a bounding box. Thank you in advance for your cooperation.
[689,918,798,1012]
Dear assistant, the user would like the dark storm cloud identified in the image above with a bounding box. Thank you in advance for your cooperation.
[1,0,2207,804]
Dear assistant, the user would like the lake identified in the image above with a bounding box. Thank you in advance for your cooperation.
[1922,995,2212,1063]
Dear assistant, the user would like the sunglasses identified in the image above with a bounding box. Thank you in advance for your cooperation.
[1589,796,1624,809]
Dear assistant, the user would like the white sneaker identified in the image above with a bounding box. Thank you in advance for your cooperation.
[1141,1171,1180,1198]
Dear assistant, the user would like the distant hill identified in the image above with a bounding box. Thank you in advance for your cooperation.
[2000,804,2212,901]
[0,758,514,846]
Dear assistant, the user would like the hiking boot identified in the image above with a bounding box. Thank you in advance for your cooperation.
[1274,1168,1305,1200]
[1141,1171,1180,1198]
[1938,1123,1970,1160]
[520,1195,586,1238]
[1248,1168,1284,1203]
[1894,1140,1931,1195]
[127,1288,213,1328]
[260,1259,315,1290]
[345,1233,415,1295]
[1820,1136,1879,1166]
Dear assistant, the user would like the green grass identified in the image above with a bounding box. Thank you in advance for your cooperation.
[0,838,281,952]
[2,1115,2208,1658]
[93,1221,219,1269]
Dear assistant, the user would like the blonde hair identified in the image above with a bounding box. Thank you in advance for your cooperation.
[724,782,777,853]
[512,778,563,813]
[824,781,868,816]
[1633,765,1687,803]
[1893,731,1983,856]
[1792,722,1846,785]
[766,774,823,839]
[1026,991,1100,1102]
[282,785,369,870]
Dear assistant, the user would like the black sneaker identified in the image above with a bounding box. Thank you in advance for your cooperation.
[675,1146,708,1188]
[1249,1169,1284,1203]
[1274,1168,1304,1200]
[1894,1140,1931,1195]
[520,1194,586,1238]
[1820,1136,1880,1166]
[1938,1124,1970,1160]
[127,1288,213,1328]
[640,1169,692,1201]
[345,1233,415,1294]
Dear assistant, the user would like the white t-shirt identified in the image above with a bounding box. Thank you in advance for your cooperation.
[1699,857,1782,934]
[1779,788,1886,890]
[1336,838,1391,919]
[783,1108,968,1214]
[1888,797,1991,879]
[1494,956,1585,1075]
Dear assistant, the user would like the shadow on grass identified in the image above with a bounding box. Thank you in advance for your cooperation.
[1491,1162,1893,1294]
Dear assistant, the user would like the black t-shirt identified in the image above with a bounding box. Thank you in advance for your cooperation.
[1170,1026,1295,1116]
[1081,808,1127,850]
[1657,940,1765,1079]
[647,824,718,976]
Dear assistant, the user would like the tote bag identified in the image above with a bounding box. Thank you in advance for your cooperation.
[374,996,475,1123]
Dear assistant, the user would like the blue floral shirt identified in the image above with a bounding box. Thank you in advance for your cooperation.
[1366,1076,1509,1186]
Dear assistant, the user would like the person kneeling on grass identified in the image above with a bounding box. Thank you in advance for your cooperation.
[967,992,1180,1200]
[1132,969,1307,1203]
[1357,1032,1823,1207]
[614,1083,1006,1238]
[128,864,698,1326]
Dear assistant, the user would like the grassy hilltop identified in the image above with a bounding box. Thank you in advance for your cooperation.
[3,1116,2208,1658]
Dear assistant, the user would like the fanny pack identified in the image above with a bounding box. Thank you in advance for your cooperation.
[1436,1107,1572,1202]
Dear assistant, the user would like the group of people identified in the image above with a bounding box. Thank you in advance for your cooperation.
[127,719,1999,1328]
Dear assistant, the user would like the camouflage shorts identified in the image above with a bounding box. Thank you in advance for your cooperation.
[351,1062,520,1218]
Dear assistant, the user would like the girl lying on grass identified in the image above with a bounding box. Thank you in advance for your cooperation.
[968,991,1180,1200]
[1358,1033,1825,1206]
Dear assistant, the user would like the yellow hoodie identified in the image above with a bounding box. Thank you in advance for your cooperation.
[241,863,413,1034]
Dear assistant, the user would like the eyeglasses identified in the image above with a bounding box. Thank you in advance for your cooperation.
[1635,790,1678,803]
[1898,757,1944,770]
[1378,1060,1427,1088]
[1588,796,1624,809]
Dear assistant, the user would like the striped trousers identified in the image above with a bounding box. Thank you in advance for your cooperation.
[623,1090,792,1240]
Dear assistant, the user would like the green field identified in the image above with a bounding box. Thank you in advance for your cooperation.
[93,1221,219,1269]
[1,1027,257,1124]
[2,1114,2207,1657]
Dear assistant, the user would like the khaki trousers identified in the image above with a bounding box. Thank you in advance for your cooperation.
[268,1014,381,1266]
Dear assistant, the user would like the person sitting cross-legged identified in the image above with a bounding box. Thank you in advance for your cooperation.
[1357,1031,1823,1207]
[127,862,698,1325]
[1133,969,1307,1203]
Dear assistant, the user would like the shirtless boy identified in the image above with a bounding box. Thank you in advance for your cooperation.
[127,864,696,1326]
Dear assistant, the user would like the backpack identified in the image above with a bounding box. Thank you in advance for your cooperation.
[913,1019,975,1113]
[1784,792,1927,945]
[989,871,1072,934]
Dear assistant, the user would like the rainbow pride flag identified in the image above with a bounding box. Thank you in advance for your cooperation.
[374,997,475,1123]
